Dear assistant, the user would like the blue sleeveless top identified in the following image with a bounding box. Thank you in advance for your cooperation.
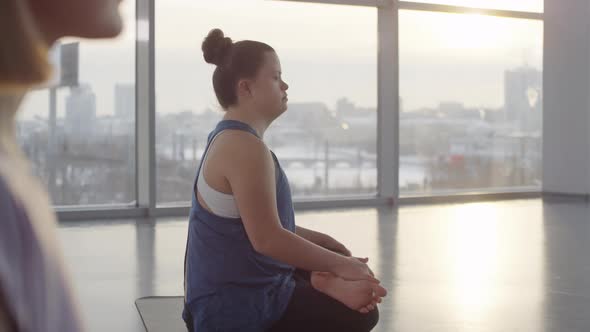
[182,120,296,331]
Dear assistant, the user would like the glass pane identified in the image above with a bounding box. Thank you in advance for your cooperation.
[399,10,543,195]
[156,0,377,205]
[403,0,543,13]
[16,2,136,206]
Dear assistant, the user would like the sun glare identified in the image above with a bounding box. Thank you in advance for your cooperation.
[449,203,499,317]
[436,13,506,50]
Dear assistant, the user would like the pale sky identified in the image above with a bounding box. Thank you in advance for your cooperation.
[19,0,543,120]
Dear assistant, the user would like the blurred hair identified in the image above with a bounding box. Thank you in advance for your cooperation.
[0,0,51,92]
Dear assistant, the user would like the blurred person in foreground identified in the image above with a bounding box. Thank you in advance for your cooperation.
[0,0,124,330]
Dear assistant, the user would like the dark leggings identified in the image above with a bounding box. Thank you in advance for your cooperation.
[268,269,379,332]
[184,270,379,332]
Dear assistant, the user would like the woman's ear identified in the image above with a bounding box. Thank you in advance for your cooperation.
[237,79,253,99]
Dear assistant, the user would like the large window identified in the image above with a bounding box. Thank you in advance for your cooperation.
[16,2,136,206]
[399,10,543,195]
[156,0,377,205]
[17,0,548,214]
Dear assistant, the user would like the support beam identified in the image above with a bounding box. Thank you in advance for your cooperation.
[377,1,399,202]
[543,0,590,195]
[136,0,157,212]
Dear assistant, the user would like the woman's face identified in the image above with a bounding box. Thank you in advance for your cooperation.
[249,51,289,119]
[26,0,123,44]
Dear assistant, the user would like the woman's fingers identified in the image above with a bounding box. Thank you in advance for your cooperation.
[340,246,352,256]
[355,257,369,263]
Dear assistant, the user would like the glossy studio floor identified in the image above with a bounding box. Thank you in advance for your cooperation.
[59,197,590,331]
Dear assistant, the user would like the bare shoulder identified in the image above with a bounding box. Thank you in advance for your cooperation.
[213,130,273,166]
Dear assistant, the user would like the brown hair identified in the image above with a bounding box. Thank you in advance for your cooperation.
[0,0,51,92]
[202,28,275,109]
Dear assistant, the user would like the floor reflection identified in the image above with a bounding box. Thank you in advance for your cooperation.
[392,200,545,332]
[136,218,156,299]
[57,198,590,332]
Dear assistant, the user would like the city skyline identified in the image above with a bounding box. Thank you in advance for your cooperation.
[19,63,541,125]
[18,0,542,120]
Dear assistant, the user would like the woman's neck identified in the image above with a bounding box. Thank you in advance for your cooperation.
[222,107,271,138]
[0,93,24,156]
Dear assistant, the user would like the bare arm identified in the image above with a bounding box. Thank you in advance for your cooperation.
[219,132,373,280]
[295,225,328,246]
[296,225,352,257]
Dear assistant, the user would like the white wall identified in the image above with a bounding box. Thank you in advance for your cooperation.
[543,0,590,195]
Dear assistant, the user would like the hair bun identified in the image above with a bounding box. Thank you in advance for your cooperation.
[202,29,233,66]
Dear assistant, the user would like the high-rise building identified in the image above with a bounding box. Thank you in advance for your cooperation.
[504,66,542,132]
[65,84,96,139]
[115,83,135,120]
